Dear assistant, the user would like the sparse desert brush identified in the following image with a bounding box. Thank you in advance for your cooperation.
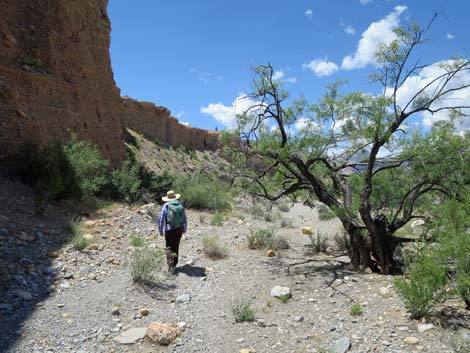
[247,229,288,250]
[232,299,256,322]
[211,212,224,226]
[130,234,145,247]
[333,232,351,252]
[202,235,228,259]
[307,230,328,254]
[130,246,164,284]
[350,303,363,316]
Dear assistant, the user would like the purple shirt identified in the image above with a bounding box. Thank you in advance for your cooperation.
[157,202,187,234]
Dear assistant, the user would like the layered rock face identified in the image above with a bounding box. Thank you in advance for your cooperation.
[0,0,218,165]
[121,98,219,151]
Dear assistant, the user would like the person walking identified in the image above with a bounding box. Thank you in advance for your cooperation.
[158,190,187,273]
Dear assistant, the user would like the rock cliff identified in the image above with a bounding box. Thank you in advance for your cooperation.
[0,0,218,165]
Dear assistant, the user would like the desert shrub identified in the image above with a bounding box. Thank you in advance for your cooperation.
[202,235,228,259]
[232,299,256,322]
[278,294,290,303]
[14,137,109,212]
[350,303,363,316]
[251,204,265,218]
[394,253,447,319]
[130,246,164,284]
[211,212,225,226]
[395,196,470,317]
[277,201,290,212]
[264,212,274,222]
[247,229,289,250]
[68,218,90,251]
[174,172,233,211]
[111,155,142,203]
[317,204,336,221]
[308,230,328,254]
[333,232,351,252]
[130,235,145,247]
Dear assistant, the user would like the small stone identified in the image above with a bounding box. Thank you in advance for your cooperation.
[270,286,291,299]
[177,322,187,331]
[111,307,120,316]
[379,286,391,296]
[302,227,312,235]
[334,337,351,353]
[140,307,149,316]
[106,257,115,264]
[61,312,71,318]
[113,327,147,344]
[236,337,244,343]
[14,290,32,301]
[294,315,304,322]
[176,294,191,303]
[146,322,181,345]
[239,349,256,353]
[266,249,275,257]
[417,323,434,333]
[404,336,420,345]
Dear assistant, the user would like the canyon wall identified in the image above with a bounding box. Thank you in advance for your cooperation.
[0,0,218,166]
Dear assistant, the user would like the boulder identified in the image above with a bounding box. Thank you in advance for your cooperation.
[334,337,351,353]
[270,286,291,299]
[146,322,181,345]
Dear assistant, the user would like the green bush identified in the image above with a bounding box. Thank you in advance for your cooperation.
[202,235,228,259]
[278,294,290,303]
[130,235,145,247]
[14,137,109,212]
[394,253,447,319]
[111,155,142,203]
[173,172,233,211]
[350,303,363,316]
[318,204,336,221]
[130,246,164,284]
[211,212,225,226]
[308,230,328,254]
[68,218,90,251]
[247,229,289,250]
[232,299,256,322]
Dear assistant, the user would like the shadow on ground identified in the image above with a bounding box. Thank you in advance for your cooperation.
[0,170,103,352]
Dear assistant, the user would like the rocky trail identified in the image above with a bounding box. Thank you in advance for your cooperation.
[0,175,469,353]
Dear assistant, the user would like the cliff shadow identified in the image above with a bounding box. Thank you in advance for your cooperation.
[0,170,104,351]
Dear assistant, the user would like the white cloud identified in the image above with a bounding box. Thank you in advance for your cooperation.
[360,0,373,4]
[295,117,319,132]
[446,33,455,40]
[303,59,339,77]
[344,25,356,35]
[272,70,297,83]
[181,121,190,127]
[305,9,313,20]
[200,95,259,129]
[176,111,185,118]
[341,5,407,70]
[272,71,284,80]
[386,60,470,131]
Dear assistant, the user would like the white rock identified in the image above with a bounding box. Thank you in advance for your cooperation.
[270,286,291,298]
[334,337,351,353]
[417,323,434,333]
[113,327,147,344]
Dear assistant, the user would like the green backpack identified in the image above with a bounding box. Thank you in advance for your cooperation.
[166,200,184,229]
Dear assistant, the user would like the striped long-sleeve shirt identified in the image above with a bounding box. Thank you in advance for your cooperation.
[157,202,187,235]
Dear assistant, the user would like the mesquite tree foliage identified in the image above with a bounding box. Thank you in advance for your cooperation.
[223,21,470,274]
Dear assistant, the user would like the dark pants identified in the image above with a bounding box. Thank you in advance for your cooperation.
[164,228,183,270]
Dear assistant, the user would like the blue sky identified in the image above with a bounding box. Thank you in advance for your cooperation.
[108,0,470,131]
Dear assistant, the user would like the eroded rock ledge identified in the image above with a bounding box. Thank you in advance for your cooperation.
[0,0,218,165]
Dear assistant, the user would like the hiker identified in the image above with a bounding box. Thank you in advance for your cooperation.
[158,190,187,273]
